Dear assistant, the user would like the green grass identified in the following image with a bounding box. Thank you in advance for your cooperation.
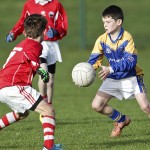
[0,0,150,150]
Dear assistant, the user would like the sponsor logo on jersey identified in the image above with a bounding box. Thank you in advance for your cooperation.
[49,11,54,18]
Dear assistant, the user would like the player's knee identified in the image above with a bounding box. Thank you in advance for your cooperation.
[47,79,54,87]
[140,104,150,113]
[91,101,104,112]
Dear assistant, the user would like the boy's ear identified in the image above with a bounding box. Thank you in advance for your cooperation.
[117,19,123,25]
[23,31,27,37]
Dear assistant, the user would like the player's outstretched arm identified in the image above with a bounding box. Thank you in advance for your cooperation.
[6,3,28,43]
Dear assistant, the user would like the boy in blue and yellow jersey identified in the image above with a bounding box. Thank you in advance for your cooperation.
[88,5,150,137]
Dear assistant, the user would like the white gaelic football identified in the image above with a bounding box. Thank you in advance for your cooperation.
[72,62,96,87]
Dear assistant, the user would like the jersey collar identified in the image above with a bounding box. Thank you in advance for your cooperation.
[108,27,124,43]
[35,0,52,5]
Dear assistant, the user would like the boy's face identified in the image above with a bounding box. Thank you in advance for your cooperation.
[102,16,122,34]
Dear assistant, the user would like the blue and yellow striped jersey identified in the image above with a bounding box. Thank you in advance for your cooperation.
[88,28,143,79]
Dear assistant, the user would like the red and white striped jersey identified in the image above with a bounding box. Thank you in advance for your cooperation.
[0,38,42,89]
[10,0,68,41]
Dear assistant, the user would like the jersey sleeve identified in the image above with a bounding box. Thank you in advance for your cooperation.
[88,37,104,70]
[23,44,42,71]
[111,34,137,73]
[54,2,68,39]
[10,3,29,40]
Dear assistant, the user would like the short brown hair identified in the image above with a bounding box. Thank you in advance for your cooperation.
[24,14,47,39]
[102,5,124,22]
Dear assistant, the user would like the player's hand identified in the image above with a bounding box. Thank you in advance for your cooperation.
[46,28,59,38]
[6,33,14,42]
[98,66,110,80]
[36,67,49,83]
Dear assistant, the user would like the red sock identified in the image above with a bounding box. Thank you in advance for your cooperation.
[0,111,18,129]
[42,115,55,149]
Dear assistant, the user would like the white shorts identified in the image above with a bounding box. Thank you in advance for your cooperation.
[40,41,62,65]
[0,86,41,113]
[99,76,147,100]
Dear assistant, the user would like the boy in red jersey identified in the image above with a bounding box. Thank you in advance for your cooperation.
[6,0,68,105]
[0,14,62,150]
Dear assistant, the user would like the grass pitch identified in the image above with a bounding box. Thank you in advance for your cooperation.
[0,0,150,150]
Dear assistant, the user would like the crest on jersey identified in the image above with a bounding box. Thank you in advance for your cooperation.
[106,48,111,54]
[41,11,46,16]
[49,11,54,18]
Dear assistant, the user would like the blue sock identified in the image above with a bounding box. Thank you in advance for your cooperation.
[109,109,126,123]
